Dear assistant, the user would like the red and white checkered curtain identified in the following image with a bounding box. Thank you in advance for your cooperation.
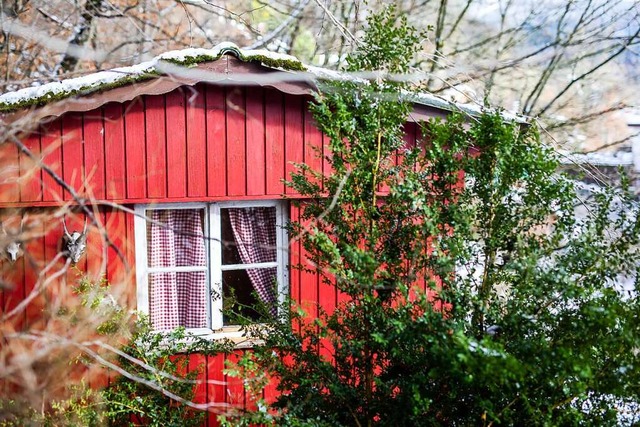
[148,210,207,330]
[228,207,278,315]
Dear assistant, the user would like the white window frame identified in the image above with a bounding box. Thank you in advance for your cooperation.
[134,200,288,338]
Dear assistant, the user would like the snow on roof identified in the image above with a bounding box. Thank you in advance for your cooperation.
[0,42,306,112]
[0,41,524,122]
[559,151,634,167]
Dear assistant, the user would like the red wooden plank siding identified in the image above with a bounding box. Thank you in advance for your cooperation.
[206,86,227,198]
[245,87,266,196]
[299,226,319,323]
[166,90,188,198]
[105,209,127,292]
[86,210,106,282]
[303,101,323,189]
[226,88,246,197]
[284,95,304,195]
[265,89,285,195]
[19,132,42,202]
[104,103,126,200]
[225,351,245,408]
[43,213,63,303]
[289,204,301,332]
[0,140,20,203]
[61,114,85,201]
[124,99,147,200]
[41,121,64,202]
[189,353,207,415]
[403,122,417,172]
[186,87,207,198]
[206,353,225,426]
[83,110,106,200]
[144,95,167,199]
[24,217,45,329]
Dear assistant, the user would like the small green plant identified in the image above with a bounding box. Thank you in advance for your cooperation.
[101,321,206,427]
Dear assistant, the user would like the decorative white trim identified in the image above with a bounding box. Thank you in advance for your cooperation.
[221,261,278,271]
[134,205,149,315]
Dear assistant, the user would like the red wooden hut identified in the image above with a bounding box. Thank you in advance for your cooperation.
[0,43,472,423]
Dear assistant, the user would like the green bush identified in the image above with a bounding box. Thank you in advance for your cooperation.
[228,5,640,426]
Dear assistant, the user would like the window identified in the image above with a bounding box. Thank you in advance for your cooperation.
[134,201,288,334]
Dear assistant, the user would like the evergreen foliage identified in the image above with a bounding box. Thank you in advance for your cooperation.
[231,6,640,426]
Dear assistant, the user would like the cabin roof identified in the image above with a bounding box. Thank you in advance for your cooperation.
[0,42,522,124]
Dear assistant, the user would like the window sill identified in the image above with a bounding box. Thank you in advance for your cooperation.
[156,326,267,350]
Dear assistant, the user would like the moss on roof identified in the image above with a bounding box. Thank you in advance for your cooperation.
[0,43,306,113]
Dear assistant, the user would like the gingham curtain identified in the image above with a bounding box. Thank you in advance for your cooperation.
[148,210,207,330]
[228,207,278,315]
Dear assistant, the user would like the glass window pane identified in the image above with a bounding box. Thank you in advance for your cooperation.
[148,271,208,330]
[221,207,277,266]
[222,267,277,325]
[147,209,206,268]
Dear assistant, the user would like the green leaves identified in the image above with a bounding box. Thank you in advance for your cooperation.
[239,5,640,427]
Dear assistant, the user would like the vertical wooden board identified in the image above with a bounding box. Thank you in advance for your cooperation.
[83,110,106,200]
[225,351,245,408]
[245,87,266,196]
[226,88,246,196]
[403,122,417,172]
[288,205,301,330]
[284,95,304,195]
[0,141,20,203]
[86,209,107,283]
[104,103,126,200]
[144,95,167,199]
[303,103,323,187]
[262,370,280,405]
[61,114,85,201]
[124,99,147,199]
[19,132,42,202]
[24,217,45,329]
[41,121,64,202]
[166,90,187,198]
[299,238,319,322]
[104,209,126,292]
[265,89,285,195]
[186,88,207,197]
[206,86,226,198]
[42,212,71,309]
[206,353,225,425]
[189,353,207,407]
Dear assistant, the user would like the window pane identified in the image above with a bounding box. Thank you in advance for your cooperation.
[222,267,277,325]
[221,207,277,266]
[147,209,206,268]
[148,271,208,330]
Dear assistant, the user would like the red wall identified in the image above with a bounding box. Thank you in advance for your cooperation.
[0,83,421,425]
